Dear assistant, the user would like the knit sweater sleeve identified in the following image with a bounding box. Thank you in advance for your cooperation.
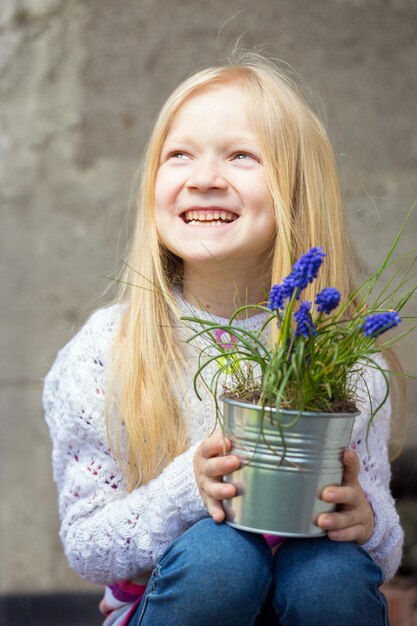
[350,355,404,581]
[43,306,208,585]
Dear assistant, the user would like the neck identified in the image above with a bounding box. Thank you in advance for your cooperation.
[182,264,270,319]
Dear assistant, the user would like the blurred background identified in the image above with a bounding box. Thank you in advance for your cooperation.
[1,0,416,623]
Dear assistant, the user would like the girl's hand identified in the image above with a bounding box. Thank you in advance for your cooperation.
[317,449,374,544]
[193,431,240,523]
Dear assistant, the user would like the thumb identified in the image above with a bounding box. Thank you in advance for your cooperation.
[342,449,360,486]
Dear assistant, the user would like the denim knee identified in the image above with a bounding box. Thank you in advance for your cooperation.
[160,519,272,601]
[135,519,273,626]
[272,537,389,626]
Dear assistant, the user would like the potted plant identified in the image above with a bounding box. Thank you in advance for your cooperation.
[181,205,417,537]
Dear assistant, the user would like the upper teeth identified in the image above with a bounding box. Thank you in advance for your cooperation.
[182,210,238,223]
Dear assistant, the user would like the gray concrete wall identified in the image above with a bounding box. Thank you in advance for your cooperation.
[1,0,416,593]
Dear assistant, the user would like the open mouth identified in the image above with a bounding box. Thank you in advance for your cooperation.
[181,209,239,226]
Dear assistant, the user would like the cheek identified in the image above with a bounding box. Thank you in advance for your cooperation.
[259,216,277,247]
[154,208,172,243]
[155,168,185,208]
[258,178,274,210]
[246,183,274,218]
[239,171,273,208]
[253,193,276,241]
[154,173,168,211]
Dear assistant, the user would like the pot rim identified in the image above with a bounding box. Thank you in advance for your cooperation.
[220,394,360,419]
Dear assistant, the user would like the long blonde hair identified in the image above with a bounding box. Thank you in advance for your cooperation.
[108,54,403,490]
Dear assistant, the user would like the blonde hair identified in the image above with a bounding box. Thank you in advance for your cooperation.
[108,53,403,490]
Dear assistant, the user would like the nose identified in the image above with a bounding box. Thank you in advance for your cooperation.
[186,157,228,192]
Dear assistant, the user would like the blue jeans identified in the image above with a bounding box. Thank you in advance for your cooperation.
[128,519,389,626]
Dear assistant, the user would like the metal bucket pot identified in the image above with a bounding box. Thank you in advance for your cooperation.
[222,396,357,537]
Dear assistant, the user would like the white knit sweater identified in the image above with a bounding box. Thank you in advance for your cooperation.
[43,297,403,586]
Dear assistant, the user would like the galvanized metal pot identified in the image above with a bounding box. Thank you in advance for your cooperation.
[222,396,358,537]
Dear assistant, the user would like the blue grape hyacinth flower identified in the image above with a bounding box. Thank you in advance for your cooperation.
[291,247,326,292]
[267,247,326,311]
[315,287,341,314]
[268,284,285,311]
[362,311,401,338]
[294,301,317,337]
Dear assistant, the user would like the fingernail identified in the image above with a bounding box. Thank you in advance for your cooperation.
[325,490,335,501]
[329,531,339,539]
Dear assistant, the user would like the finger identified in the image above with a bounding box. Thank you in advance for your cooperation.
[200,434,232,458]
[207,498,226,523]
[342,449,360,485]
[321,485,360,507]
[327,525,367,543]
[317,509,361,532]
[205,480,237,501]
[204,454,240,478]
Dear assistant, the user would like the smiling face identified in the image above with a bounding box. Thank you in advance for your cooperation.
[154,83,276,281]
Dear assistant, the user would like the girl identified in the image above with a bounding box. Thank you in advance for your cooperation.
[43,55,403,625]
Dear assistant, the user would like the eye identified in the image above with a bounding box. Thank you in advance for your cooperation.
[231,152,260,162]
[168,151,190,160]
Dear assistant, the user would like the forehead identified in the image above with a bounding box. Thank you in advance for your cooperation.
[165,83,253,138]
